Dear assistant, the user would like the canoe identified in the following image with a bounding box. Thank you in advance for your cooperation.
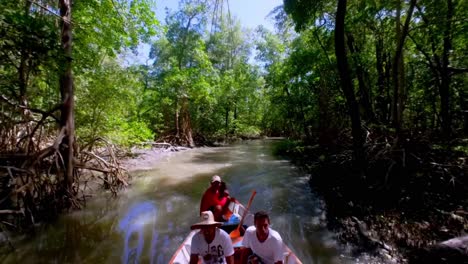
[169,201,303,264]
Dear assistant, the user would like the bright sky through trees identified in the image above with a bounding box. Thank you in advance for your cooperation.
[156,0,282,30]
[125,0,283,65]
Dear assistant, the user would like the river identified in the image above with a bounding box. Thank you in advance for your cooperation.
[1,139,380,264]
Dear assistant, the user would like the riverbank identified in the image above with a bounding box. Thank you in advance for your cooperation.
[121,145,188,172]
[120,138,243,172]
[274,136,468,264]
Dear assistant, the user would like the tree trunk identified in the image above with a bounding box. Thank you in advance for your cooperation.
[233,104,237,133]
[335,0,365,169]
[392,0,403,132]
[59,0,75,193]
[174,15,196,146]
[439,0,453,137]
[18,0,32,100]
[392,0,416,134]
[375,32,388,123]
[299,100,311,140]
[318,79,332,146]
[225,107,229,139]
[175,98,180,143]
[384,52,392,122]
[19,0,33,153]
[180,95,194,147]
[347,33,375,122]
[463,111,468,136]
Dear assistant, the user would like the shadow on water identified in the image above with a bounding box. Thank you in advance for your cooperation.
[0,139,384,264]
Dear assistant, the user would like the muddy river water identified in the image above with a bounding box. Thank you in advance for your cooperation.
[1,139,382,264]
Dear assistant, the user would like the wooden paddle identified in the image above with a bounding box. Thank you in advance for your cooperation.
[230,190,256,239]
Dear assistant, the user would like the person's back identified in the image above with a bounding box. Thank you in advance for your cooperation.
[242,211,284,264]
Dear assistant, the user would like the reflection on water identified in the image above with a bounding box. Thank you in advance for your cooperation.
[0,140,384,264]
[118,202,157,263]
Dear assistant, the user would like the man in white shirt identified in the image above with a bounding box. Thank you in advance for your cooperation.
[242,211,284,264]
[190,211,234,264]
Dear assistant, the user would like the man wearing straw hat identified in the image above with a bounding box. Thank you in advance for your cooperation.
[190,211,235,264]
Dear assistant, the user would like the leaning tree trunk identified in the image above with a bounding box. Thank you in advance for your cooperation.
[335,0,365,169]
[59,0,75,193]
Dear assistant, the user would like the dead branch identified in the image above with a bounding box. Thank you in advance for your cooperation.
[15,182,33,194]
[74,162,111,174]
[0,94,60,122]
[430,162,461,168]
[0,166,34,175]
[81,151,112,168]
[0,210,24,215]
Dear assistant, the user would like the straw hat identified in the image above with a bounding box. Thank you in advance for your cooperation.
[211,175,221,183]
[191,211,223,230]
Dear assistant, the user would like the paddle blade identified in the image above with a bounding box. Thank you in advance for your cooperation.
[230,190,256,239]
[230,227,241,239]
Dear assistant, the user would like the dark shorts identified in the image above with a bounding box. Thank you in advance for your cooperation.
[248,253,265,264]
[219,224,247,234]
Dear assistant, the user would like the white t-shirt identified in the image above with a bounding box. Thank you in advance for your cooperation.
[243,226,284,264]
[190,228,234,264]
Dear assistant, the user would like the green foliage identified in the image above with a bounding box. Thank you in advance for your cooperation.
[232,121,261,138]
[106,119,154,146]
[145,1,266,142]
[72,0,160,146]
[283,0,321,32]
[279,0,468,142]
[3,0,467,152]
[73,0,160,67]
[0,0,162,148]
[453,145,468,155]
[0,2,60,99]
[74,60,157,146]
[271,139,304,156]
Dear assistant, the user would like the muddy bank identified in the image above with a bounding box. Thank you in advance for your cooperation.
[121,146,185,172]
[274,137,468,263]
[121,139,233,172]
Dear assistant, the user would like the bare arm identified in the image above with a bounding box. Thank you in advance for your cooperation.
[189,254,199,264]
[225,254,234,264]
